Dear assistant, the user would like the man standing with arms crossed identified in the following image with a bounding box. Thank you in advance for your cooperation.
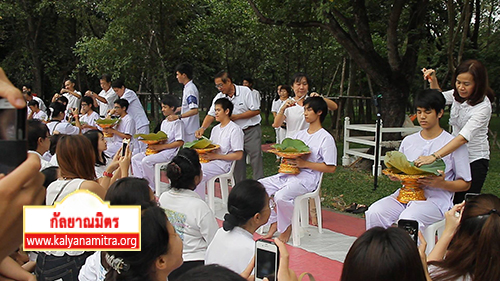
[196,71,263,183]
[168,63,199,142]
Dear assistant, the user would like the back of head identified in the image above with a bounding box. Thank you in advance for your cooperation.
[28,100,39,108]
[49,134,63,155]
[27,120,49,151]
[432,194,500,280]
[453,59,495,105]
[41,166,59,189]
[341,227,426,281]
[48,102,66,119]
[105,205,171,281]
[214,98,234,117]
[105,177,155,207]
[177,264,246,281]
[166,148,201,191]
[303,96,328,123]
[414,89,446,114]
[56,135,96,180]
[223,179,267,231]
[161,95,179,110]
[175,63,194,80]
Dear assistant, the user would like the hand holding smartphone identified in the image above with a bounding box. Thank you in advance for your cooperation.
[255,239,279,281]
[398,219,419,244]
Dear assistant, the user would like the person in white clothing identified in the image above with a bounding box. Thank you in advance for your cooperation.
[27,120,52,171]
[418,60,494,203]
[260,97,337,243]
[132,95,184,191]
[167,63,200,142]
[52,79,81,111]
[27,100,48,121]
[103,99,138,157]
[85,74,118,117]
[159,148,218,281]
[243,77,261,101]
[196,71,263,183]
[46,102,80,135]
[205,179,271,274]
[271,84,291,144]
[23,83,47,113]
[79,96,100,133]
[366,89,472,232]
[112,79,149,153]
[194,98,244,198]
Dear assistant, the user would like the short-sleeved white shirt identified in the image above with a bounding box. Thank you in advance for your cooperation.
[207,85,261,129]
[442,90,491,162]
[208,121,244,171]
[64,90,81,110]
[27,96,47,115]
[32,110,48,121]
[46,120,80,135]
[271,99,285,113]
[79,251,106,281]
[205,226,255,274]
[181,80,200,135]
[397,130,471,211]
[121,88,149,129]
[159,189,218,261]
[111,114,137,150]
[97,88,118,117]
[79,111,100,134]
[154,118,185,158]
[285,104,308,139]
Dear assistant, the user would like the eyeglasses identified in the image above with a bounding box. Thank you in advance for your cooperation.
[215,83,224,89]
[81,104,89,107]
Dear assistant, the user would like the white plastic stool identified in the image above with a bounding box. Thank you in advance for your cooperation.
[423,219,446,255]
[291,173,324,246]
[206,161,236,212]
[154,162,171,197]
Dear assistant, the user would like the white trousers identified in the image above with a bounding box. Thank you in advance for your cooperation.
[365,195,444,231]
[194,161,229,199]
[259,175,309,233]
[132,150,174,191]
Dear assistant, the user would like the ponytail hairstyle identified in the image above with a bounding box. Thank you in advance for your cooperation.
[166,148,201,191]
[48,102,66,120]
[105,206,171,281]
[223,179,267,231]
[429,194,500,281]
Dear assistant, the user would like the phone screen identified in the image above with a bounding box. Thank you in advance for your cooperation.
[398,219,419,244]
[256,247,277,280]
[0,99,27,174]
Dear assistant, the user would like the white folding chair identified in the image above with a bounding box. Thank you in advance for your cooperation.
[423,219,446,255]
[291,173,324,246]
[206,161,236,212]
[154,162,171,197]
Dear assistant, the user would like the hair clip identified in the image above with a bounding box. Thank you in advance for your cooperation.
[488,208,498,215]
[105,253,130,274]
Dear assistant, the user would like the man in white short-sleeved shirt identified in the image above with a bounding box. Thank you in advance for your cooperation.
[54,79,81,110]
[194,98,244,198]
[259,97,337,243]
[196,71,263,184]
[85,74,118,117]
[104,99,138,157]
[79,96,100,134]
[112,79,149,153]
[366,89,471,231]
[167,63,199,142]
[132,95,185,191]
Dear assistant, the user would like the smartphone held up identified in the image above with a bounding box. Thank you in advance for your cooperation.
[0,98,27,174]
[255,239,279,281]
[398,219,419,244]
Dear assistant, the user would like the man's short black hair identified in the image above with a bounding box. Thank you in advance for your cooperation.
[28,100,39,107]
[214,71,232,83]
[161,95,179,109]
[303,96,328,123]
[111,78,126,89]
[56,95,69,105]
[414,89,445,114]
[114,98,129,110]
[81,96,94,109]
[243,77,253,85]
[100,74,112,83]
[28,120,49,151]
[175,63,193,80]
[214,98,234,117]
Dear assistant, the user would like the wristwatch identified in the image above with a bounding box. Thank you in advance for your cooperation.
[177,113,182,119]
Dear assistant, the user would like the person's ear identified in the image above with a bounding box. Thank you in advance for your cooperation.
[37,137,44,146]
[224,108,230,116]
[438,109,444,119]
[316,110,323,117]
[155,254,168,270]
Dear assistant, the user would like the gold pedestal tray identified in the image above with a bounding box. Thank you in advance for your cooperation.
[140,139,167,156]
[195,145,220,163]
[382,169,430,203]
[267,149,311,175]
[97,123,116,138]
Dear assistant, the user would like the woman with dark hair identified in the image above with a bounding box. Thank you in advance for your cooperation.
[418,60,495,203]
[159,148,218,281]
[205,179,271,274]
[271,84,292,144]
[105,206,183,281]
[341,227,430,281]
[46,102,81,135]
[428,194,500,281]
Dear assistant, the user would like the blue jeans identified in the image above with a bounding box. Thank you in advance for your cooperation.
[35,252,93,281]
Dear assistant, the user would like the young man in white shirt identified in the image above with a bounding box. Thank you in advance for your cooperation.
[196,71,263,184]
[366,89,472,231]
[28,100,48,122]
[79,96,100,133]
[23,84,47,113]
[168,63,199,142]
[260,96,337,243]
[85,74,118,117]
[52,79,81,110]
[112,79,149,153]
[103,99,137,157]
[132,95,185,191]
[194,98,244,198]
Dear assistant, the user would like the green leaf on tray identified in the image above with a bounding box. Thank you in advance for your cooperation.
[271,138,310,153]
[184,136,213,149]
[384,151,445,176]
[134,131,168,140]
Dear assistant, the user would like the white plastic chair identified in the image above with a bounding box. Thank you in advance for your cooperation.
[154,162,171,197]
[291,173,324,246]
[206,161,236,212]
[423,219,446,255]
